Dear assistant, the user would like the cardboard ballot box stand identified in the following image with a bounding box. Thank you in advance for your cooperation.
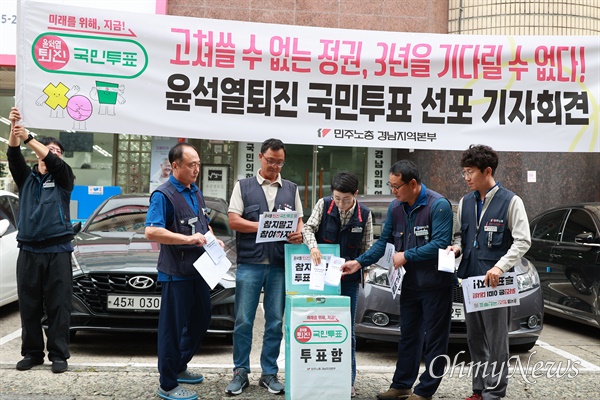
[284,244,351,400]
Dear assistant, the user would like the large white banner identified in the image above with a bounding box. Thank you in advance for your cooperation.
[1,0,165,65]
[16,0,599,152]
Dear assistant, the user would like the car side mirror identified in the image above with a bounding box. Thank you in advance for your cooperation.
[0,219,9,237]
[73,221,82,234]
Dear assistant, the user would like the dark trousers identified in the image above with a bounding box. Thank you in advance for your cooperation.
[465,306,510,400]
[16,250,73,361]
[391,286,453,397]
[158,278,211,391]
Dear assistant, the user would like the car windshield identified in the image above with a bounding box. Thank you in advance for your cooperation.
[84,197,233,237]
[86,205,149,233]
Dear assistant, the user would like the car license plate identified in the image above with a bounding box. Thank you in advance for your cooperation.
[451,303,465,321]
[107,295,161,311]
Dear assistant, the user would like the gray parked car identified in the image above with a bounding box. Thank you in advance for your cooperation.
[354,195,544,352]
[526,203,600,329]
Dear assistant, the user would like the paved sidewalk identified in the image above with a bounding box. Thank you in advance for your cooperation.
[1,362,598,399]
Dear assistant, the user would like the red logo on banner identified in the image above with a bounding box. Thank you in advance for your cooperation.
[317,128,331,138]
[34,35,70,70]
[295,325,312,343]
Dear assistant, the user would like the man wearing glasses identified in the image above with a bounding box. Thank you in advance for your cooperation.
[226,138,304,396]
[302,171,373,398]
[447,145,531,400]
[8,107,75,374]
[341,160,454,400]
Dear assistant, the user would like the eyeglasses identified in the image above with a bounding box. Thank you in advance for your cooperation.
[333,196,354,205]
[461,170,475,178]
[264,158,284,168]
[47,146,63,155]
[386,181,406,191]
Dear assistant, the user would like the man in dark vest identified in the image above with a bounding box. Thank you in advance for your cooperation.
[8,107,74,374]
[447,145,531,400]
[225,138,304,396]
[146,142,224,400]
[302,171,373,398]
[341,160,454,400]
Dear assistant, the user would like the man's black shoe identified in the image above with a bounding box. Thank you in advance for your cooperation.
[16,356,44,371]
[51,359,68,373]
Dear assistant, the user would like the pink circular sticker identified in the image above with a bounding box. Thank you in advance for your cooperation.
[295,325,312,343]
[34,35,70,70]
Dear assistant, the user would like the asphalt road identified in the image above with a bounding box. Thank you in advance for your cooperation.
[0,302,598,400]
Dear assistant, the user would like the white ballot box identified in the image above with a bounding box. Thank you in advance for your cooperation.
[284,295,351,400]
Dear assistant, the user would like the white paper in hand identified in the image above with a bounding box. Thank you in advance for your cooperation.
[193,251,232,290]
[376,243,395,269]
[437,249,455,273]
[203,231,226,265]
[324,256,344,286]
[309,260,326,291]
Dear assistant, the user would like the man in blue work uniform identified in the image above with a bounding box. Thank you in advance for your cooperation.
[341,160,454,400]
[146,142,224,400]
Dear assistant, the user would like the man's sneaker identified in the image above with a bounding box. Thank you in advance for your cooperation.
[259,374,284,395]
[377,387,413,400]
[157,385,198,400]
[225,368,249,396]
[465,394,483,400]
[177,369,204,384]
[51,359,68,373]
[16,356,44,371]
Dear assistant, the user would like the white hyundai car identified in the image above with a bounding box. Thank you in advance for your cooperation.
[0,190,19,307]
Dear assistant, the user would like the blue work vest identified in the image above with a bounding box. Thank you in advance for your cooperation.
[457,187,515,279]
[315,197,370,282]
[391,189,454,290]
[154,182,209,277]
[236,177,297,267]
[17,168,74,245]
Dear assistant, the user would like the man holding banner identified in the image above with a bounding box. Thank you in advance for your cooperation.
[447,144,531,400]
[341,160,454,400]
[226,138,304,396]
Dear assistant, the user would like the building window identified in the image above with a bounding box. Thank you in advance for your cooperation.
[116,134,152,194]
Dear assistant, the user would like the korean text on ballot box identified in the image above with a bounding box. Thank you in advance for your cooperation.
[284,295,351,400]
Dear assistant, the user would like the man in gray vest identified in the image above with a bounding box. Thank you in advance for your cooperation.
[447,144,531,400]
[225,138,304,396]
[342,160,454,400]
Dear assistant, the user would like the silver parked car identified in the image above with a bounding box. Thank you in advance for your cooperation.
[354,195,544,352]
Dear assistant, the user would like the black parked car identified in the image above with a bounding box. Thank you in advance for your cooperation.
[354,195,544,352]
[527,203,600,329]
[43,194,237,339]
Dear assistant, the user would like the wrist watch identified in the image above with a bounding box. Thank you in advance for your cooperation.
[24,134,34,144]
